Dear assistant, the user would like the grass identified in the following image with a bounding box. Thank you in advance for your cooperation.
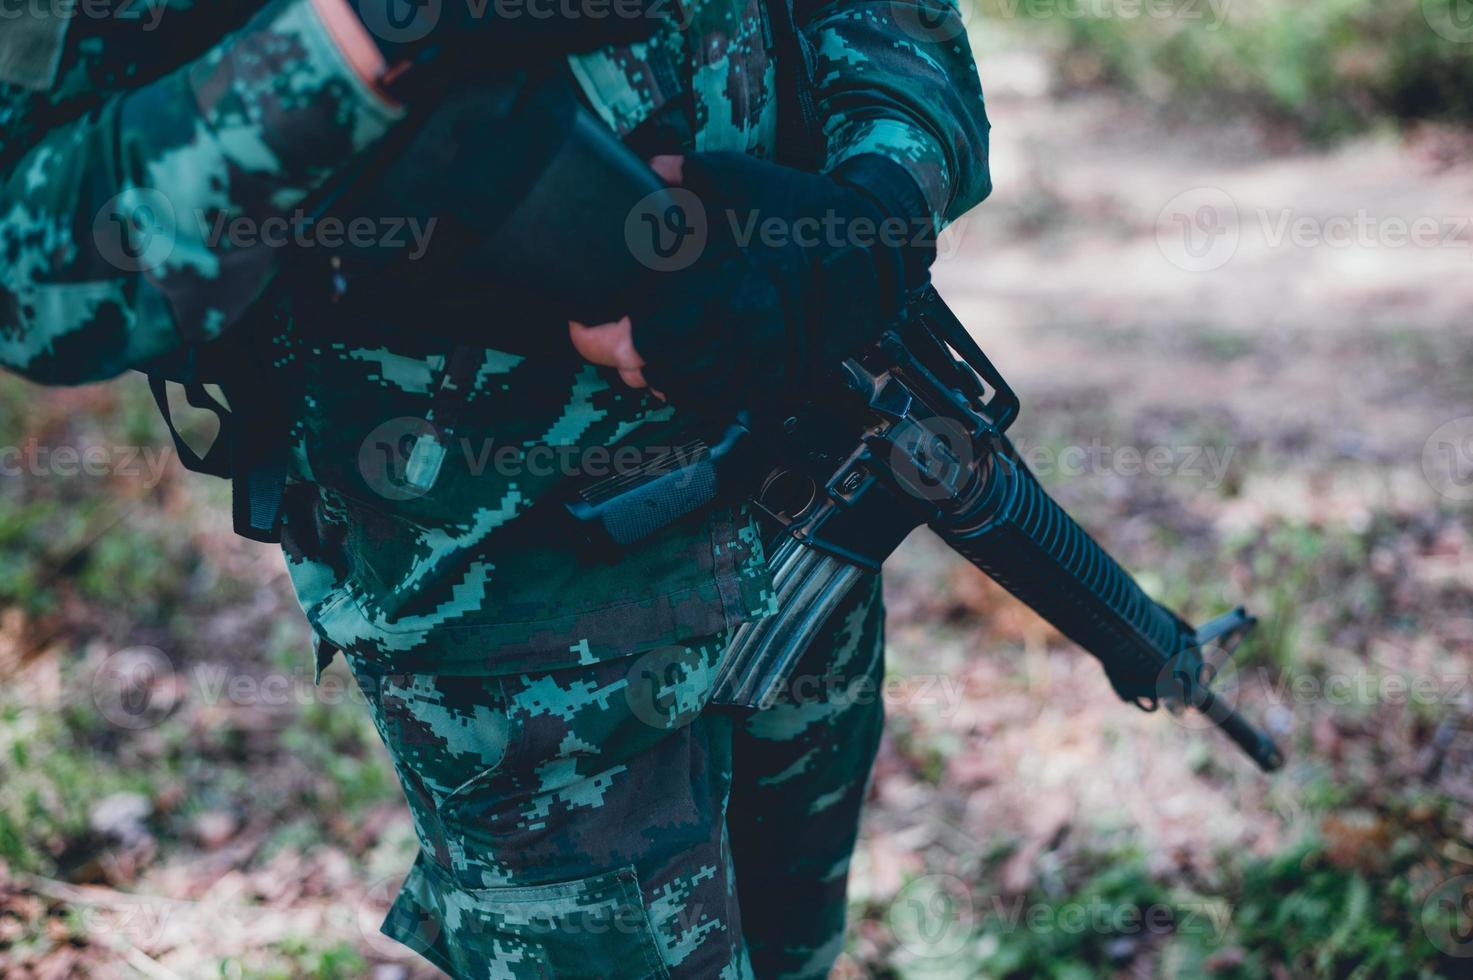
[979,0,1473,138]
[853,824,1462,977]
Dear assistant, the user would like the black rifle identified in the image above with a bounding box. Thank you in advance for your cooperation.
[564,288,1284,773]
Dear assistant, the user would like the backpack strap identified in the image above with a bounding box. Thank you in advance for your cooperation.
[141,89,447,544]
[765,0,822,172]
[147,371,233,478]
[223,373,290,543]
[144,320,291,543]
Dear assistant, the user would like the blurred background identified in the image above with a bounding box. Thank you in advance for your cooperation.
[3,2,1472,977]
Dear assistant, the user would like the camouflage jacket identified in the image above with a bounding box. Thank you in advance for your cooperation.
[0,0,991,676]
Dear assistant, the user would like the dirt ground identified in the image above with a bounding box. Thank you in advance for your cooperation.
[849,45,1473,978]
[2,41,1471,980]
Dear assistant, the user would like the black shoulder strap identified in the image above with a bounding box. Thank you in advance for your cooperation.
[147,371,232,478]
[225,375,289,544]
[145,325,289,543]
[142,94,446,545]
[765,0,822,172]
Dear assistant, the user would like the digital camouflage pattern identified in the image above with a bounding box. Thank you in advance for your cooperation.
[0,1,986,974]
[0,0,989,675]
[0,0,400,384]
[350,574,885,978]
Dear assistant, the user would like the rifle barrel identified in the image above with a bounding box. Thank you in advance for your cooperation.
[939,443,1284,771]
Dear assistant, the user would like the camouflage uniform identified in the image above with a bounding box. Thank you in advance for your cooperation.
[0,1,989,975]
[352,575,885,977]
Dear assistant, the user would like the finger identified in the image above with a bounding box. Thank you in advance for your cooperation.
[618,366,649,390]
[570,317,642,367]
[649,154,685,185]
[569,317,641,368]
[609,321,645,369]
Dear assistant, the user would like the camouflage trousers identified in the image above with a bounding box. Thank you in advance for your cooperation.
[347,576,885,979]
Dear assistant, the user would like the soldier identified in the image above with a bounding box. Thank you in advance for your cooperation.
[0,1,989,976]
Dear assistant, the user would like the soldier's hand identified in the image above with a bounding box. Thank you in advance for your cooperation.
[349,0,673,71]
[568,154,682,396]
[568,316,666,400]
[600,152,935,415]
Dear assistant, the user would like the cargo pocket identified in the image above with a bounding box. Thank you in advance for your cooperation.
[340,659,520,881]
[386,853,672,980]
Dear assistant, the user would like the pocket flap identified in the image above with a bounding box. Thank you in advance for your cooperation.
[386,857,672,979]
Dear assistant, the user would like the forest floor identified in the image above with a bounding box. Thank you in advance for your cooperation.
[2,43,1472,980]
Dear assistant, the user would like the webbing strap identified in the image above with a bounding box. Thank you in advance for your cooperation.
[147,374,233,478]
[764,0,822,172]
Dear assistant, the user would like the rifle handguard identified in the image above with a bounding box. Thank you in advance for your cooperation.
[940,450,1283,771]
